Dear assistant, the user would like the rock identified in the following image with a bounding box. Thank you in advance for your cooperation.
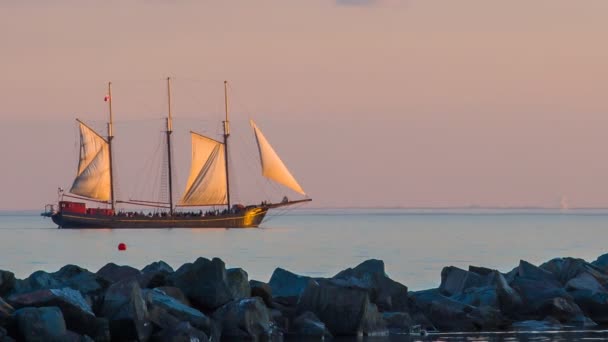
[96,263,141,284]
[512,318,562,331]
[268,267,313,306]
[569,289,608,324]
[410,289,508,331]
[540,258,588,285]
[250,280,273,307]
[451,286,498,307]
[297,279,388,336]
[14,306,67,342]
[291,311,332,338]
[516,260,560,286]
[101,280,152,341]
[144,288,213,336]
[592,253,608,271]
[0,271,15,297]
[54,265,108,298]
[0,296,14,327]
[439,266,485,296]
[226,268,251,299]
[536,297,586,323]
[212,297,282,341]
[10,271,63,295]
[510,277,570,313]
[382,311,413,332]
[333,259,409,312]
[489,271,524,314]
[169,257,234,310]
[8,288,97,338]
[150,322,209,342]
[566,272,607,294]
[154,286,191,306]
[142,261,174,274]
[468,265,494,276]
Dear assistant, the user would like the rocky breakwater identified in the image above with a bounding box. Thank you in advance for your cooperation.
[0,252,607,341]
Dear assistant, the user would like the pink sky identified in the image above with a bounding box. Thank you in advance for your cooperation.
[1,1,608,210]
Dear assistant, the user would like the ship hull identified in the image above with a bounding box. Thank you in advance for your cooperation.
[51,207,268,229]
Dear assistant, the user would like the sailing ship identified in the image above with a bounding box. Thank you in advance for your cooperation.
[45,79,311,228]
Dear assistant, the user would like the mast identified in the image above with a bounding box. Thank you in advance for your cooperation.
[166,77,174,215]
[107,82,115,211]
[223,80,231,209]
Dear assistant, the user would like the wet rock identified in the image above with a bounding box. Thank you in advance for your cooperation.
[96,263,141,284]
[382,311,413,333]
[510,277,570,313]
[154,286,191,306]
[142,261,174,274]
[291,311,332,338]
[451,286,498,307]
[250,280,273,307]
[144,288,213,336]
[0,296,14,327]
[410,289,507,331]
[439,266,485,296]
[227,268,251,299]
[569,289,608,324]
[566,272,607,294]
[169,257,234,310]
[333,259,409,311]
[0,271,15,297]
[490,271,524,314]
[268,267,313,306]
[212,297,282,341]
[536,297,586,323]
[14,306,67,342]
[297,279,388,336]
[10,271,63,295]
[8,288,97,337]
[150,322,209,342]
[54,265,108,298]
[101,280,152,341]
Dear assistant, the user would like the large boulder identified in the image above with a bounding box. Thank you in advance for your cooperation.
[541,258,608,287]
[8,288,98,337]
[297,279,388,336]
[569,289,608,324]
[0,270,15,297]
[14,306,67,342]
[592,253,608,271]
[169,257,235,310]
[333,259,409,312]
[510,277,570,314]
[439,266,485,296]
[489,271,524,315]
[410,289,508,331]
[53,265,108,299]
[268,268,313,306]
[101,280,152,341]
[144,288,214,337]
[142,261,174,274]
[250,280,273,307]
[535,297,590,325]
[291,311,332,339]
[154,286,191,306]
[566,272,607,294]
[451,286,498,308]
[516,260,560,286]
[10,271,63,295]
[226,268,251,299]
[212,297,282,341]
[96,263,141,284]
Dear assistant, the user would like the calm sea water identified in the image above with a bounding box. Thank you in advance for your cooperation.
[1,208,607,290]
[2,208,608,340]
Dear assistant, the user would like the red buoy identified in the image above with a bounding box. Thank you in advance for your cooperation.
[118,243,127,251]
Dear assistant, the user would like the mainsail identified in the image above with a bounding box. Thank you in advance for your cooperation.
[69,120,112,201]
[179,132,228,206]
[251,120,306,195]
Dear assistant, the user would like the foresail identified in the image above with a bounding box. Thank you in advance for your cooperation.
[179,132,228,206]
[69,121,111,201]
[250,120,306,195]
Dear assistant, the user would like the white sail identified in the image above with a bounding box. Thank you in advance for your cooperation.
[69,120,112,201]
[179,132,228,206]
[251,120,306,195]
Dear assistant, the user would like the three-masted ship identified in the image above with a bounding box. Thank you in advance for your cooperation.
[46,79,310,228]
